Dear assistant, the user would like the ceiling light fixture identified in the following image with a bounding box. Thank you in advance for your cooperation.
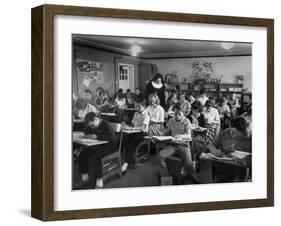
[131,43,141,56]
[221,42,235,50]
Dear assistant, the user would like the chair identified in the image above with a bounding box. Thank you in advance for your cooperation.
[101,122,123,182]
[165,156,184,185]
[191,129,207,172]
[135,136,152,165]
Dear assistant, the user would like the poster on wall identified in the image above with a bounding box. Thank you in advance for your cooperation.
[76,59,104,86]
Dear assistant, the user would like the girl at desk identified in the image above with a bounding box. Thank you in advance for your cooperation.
[218,97,231,130]
[95,87,114,113]
[159,102,199,184]
[73,98,98,119]
[202,99,220,143]
[75,112,118,189]
[146,93,165,136]
[207,117,252,182]
[121,100,150,173]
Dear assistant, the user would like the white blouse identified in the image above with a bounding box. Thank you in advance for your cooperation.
[146,105,165,123]
[202,107,220,127]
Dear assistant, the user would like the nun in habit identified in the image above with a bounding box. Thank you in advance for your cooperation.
[145,73,166,108]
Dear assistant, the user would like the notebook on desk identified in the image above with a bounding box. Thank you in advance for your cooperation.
[201,152,234,161]
[73,137,108,146]
[123,129,142,133]
[230,150,251,159]
[152,136,174,141]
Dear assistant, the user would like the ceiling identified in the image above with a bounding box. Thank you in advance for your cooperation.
[73,34,252,59]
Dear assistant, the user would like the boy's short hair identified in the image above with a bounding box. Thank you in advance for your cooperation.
[191,101,203,112]
[219,97,227,103]
[174,102,184,112]
[232,117,250,134]
[84,89,93,95]
[135,98,146,107]
[179,91,186,96]
[126,89,131,93]
[205,99,214,107]
[200,89,206,95]
[74,98,87,110]
[118,88,123,93]
[84,112,99,125]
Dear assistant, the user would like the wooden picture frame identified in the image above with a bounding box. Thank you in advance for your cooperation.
[31,4,274,221]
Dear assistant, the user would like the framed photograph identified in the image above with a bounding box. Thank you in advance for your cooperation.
[31,4,274,221]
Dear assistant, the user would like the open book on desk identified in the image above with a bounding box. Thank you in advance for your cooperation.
[230,150,251,159]
[151,136,192,142]
[200,152,234,161]
[123,128,142,133]
[73,137,108,146]
[152,136,174,141]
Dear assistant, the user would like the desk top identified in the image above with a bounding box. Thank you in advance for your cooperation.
[123,129,142,134]
[200,152,250,167]
[100,112,117,116]
[123,108,138,111]
[73,118,84,123]
[73,132,108,146]
[144,135,191,146]
[73,138,108,146]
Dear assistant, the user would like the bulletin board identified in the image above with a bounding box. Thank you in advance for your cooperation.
[76,59,104,86]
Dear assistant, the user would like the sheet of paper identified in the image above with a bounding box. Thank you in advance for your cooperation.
[82,77,90,87]
[231,151,251,159]
[152,136,174,141]
[96,71,104,84]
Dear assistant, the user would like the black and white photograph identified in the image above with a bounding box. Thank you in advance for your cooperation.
[72,35,252,190]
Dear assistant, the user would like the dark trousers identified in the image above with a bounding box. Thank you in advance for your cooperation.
[78,144,115,181]
[123,133,144,166]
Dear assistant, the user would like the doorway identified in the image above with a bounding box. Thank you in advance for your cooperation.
[118,63,134,92]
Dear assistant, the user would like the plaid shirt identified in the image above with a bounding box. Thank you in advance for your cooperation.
[166,117,192,137]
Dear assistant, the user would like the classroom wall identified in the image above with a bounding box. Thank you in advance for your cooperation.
[147,56,252,91]
[73,44,141,98]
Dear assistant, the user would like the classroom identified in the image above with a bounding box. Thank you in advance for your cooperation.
[72,34,252,190]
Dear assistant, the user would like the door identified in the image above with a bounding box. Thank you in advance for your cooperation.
[118,63,134,92]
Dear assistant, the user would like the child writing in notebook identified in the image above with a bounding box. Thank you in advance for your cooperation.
[158,102,199,184]
[207,117,251,182]
[121,100,150,172]
[75,112,118,189]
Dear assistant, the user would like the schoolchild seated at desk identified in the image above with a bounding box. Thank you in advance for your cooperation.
[165,90,178,112]
[73,98,98,119]
[95,87,114,113]
[178,92,191,116]
[158,102,199,184]
[75,112,118,189]
[207,117,252,182]
[114,93,127,122]
[218,97,231,130]
[187,101,207,158]
[202,99,220,143]
[84,89,99,110]
[146,93,165,136]
[187,101,206,127]
[121,100,150,173]
[134,88,143,102]
[125,90,135,108]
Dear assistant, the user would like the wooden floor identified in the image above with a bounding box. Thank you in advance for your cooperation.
[72,154,215,190]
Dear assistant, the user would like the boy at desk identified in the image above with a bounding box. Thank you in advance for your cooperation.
[121,100,150,173]
[75,112,118,189]
[159,102,199,184]
[207,117,252,182]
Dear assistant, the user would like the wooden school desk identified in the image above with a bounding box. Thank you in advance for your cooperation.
[200,152,251,182]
